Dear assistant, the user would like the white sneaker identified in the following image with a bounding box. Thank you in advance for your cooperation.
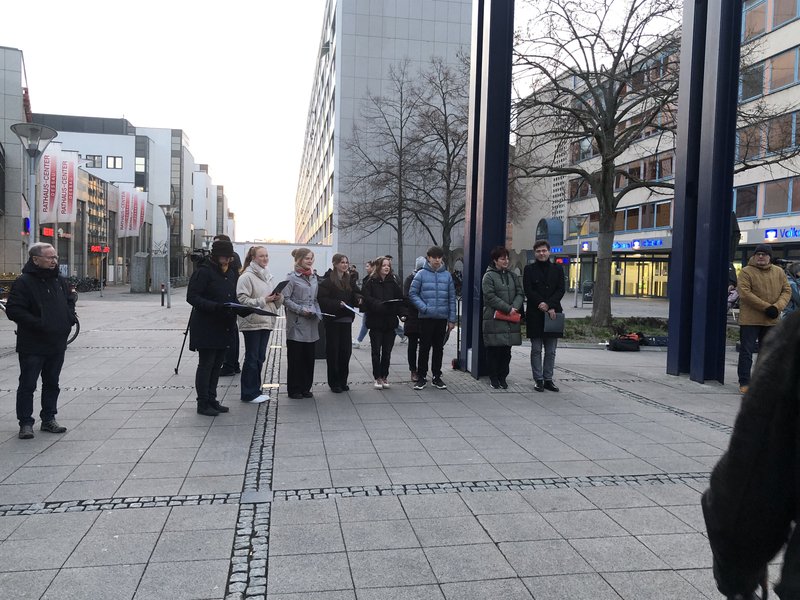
[249,394,269,404]
[374,380,384,389]
[381,379,391,388]
[352,340,361,348]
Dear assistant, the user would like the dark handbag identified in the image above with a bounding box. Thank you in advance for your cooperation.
[494,310,521,323]
[543,312,565,334]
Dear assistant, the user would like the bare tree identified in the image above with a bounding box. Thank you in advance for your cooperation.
[513,0,682,326]
[405,58,470,266]
[340,61,424,280]
[513,0,800,326]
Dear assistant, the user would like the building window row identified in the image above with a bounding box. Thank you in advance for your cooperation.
[735,175,800,218]
[743,0,799,41]
[569,200,672,238]
[738,111,798,160]
[740,44,800,101]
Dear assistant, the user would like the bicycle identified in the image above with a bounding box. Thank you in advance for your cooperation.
[0,287,80,345]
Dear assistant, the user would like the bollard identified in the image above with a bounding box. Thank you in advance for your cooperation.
[161,283,165,307]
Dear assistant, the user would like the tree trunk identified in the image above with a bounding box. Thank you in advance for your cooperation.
[592,212,615,326]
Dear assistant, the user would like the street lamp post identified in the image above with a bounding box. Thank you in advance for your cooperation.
[11,123,58,245]
[159,205,176,309]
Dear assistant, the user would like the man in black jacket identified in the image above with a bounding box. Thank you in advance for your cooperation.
[6,243,77,439]
[523,240,565,392]
[213,234,243,376]
[702,310,800,599]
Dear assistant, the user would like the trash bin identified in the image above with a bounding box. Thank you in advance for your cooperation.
[582,281,594,302]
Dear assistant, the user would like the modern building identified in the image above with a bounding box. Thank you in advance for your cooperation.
[512,1,800,298]
[294,0,472,277]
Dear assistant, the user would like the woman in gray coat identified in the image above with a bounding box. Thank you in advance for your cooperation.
[282,248,321,399]
[481,246,524,389]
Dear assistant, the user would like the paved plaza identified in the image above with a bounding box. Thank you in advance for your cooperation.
[0,287,776,599]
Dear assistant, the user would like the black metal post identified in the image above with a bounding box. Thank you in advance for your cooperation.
[460,0,514,378]
[667,0,742,383]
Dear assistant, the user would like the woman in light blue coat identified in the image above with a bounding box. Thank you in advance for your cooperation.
[282,248,321,399]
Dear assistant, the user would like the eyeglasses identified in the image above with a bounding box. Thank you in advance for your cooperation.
[35,255,59,261]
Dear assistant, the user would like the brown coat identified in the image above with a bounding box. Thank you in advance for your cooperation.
[737,257,791,326]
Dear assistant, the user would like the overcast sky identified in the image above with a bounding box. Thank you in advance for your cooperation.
[1,0,327,243]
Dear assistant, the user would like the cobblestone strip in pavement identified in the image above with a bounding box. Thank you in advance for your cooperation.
[227,318,283,600]
[0,494,240,517]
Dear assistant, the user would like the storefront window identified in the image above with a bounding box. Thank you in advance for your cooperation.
[764,179,791,214]
[735,185,758,218]
[655,202,671,227]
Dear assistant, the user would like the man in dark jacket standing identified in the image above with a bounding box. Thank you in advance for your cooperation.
[523,240,565,392]
[6,243,77,439]
[702,310,800,600]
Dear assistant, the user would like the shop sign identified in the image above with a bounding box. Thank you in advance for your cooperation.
[90,245,111,253]
[551,246,563,253]
[581,241,590,251]
[765,227,800,240]
[613,238,664,250]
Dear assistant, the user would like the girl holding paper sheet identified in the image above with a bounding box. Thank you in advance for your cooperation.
[236,246,283,404]
[318,254,362,393]
[283,248,322,399]
[361,256,405,389]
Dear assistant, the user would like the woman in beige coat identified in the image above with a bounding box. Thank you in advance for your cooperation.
[237,246,282,403]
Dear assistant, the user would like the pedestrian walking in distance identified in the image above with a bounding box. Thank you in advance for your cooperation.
[361,256,405,389]
[523,239,565,392]
[283,248,322,399]
[187,239,239,416]
[736,244,791,395]
[409,246,457,391]
[236,246,282,404]
[318,253,362,393]
[482,246,524,389]
[6,243,77,439]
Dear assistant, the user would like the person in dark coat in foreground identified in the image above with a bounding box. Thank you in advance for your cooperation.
[523,239,565,392]
[187,240,240,416]
[702,309,800,600]
[6,243,77,439]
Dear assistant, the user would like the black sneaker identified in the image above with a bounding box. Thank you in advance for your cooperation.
[197,405,220,417]
[543,380,560,392]
[40,420,67,433]
[414,378,427,390]
[19,424,34,439]
[210,401,229,413]
[432,377,447,389]
[489,377,501,389]
[499,378,508,389]
[534,380,544,392]
[302,391,314,398]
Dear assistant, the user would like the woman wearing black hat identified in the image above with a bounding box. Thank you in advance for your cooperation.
[187,239,239,416]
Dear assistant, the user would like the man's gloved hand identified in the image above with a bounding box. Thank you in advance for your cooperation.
[764,305,779,319]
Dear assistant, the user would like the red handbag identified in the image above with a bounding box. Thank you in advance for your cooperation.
[494,310,521,323]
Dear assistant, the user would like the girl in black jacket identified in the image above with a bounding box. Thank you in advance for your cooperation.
[318,254,362,392]
[186,240,239,416]
[361,256,404,389]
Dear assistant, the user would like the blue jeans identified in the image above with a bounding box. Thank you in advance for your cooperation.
[737,325,772,385]
[357,319,368,342]
[241,330,271,401]
[16,352,65,427]
[530,337,558,381]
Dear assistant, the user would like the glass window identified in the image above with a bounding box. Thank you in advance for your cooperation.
[770,49,797,90]
[738,124,762,161]
[85,154,102,168]
[135,157,146,173]
[773,0,798,27]
[741,63,764,100]
[645,157,657,180]
[735,185,758,218]
[106,156,123,169]
[626,207,640,231]
[614,211,625,231]
[793,178,800,212]
[587,212,600,234]
[641,203,655,229]
[655,202,671,227]
[659,154,674,178]
[743,0,767,40]
[767,114,794,153]
[764,179,791,214]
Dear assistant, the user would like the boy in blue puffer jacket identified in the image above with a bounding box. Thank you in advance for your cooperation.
[409,246,457,390]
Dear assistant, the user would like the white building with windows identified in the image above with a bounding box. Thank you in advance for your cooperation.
[294,0,472,277]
